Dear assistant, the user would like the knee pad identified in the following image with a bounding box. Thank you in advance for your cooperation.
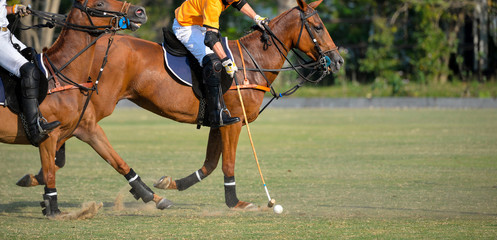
[202,54,223,87]
[20,62,40,98]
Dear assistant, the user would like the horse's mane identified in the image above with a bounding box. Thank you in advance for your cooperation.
[44,12,74,55]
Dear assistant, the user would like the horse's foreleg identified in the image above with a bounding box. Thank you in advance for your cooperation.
[38,136,61,216]
[16,143,66,187]
[159,128,223,190]
[219,122,255,209]
[78,123,172,209]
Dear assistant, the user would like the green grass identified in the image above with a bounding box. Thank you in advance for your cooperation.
[0,108,496,239]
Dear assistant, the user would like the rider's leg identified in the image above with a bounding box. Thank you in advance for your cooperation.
[20,62,60,146]
[202,54,240,128]
[0,29,27,77]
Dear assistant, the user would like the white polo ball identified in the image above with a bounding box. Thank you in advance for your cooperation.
[273,204,283,214]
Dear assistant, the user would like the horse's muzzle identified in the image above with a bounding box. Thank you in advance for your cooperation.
[327,50,344,73]
[127,6,147,31]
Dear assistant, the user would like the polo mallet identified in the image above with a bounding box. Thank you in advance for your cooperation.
[234,74,276,208]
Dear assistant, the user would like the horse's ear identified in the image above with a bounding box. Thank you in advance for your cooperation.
[296,0,308,12]
[308,0,323,9]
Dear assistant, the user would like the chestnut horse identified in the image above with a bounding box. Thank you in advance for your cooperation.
[17,0,343,211]
[0,0,174,216]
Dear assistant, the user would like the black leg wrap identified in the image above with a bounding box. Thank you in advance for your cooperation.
[224,176,239,208]
[40,187,61,216]
[126,169,154,203]
[35,168,45,185]
[176,169,205,191]
[55,143,66,168]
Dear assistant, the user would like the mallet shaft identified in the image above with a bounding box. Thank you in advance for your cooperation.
[234,75,273,203]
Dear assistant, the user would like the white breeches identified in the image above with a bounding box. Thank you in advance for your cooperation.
[172,19,214,67]
[0,30,27,77]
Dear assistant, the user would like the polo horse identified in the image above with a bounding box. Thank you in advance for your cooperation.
[17,0,343,211]
[0,0,174,216]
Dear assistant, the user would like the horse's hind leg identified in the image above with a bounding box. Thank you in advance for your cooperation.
[155,128,223,190]
[16,143,66,187]
[77,123,172,209]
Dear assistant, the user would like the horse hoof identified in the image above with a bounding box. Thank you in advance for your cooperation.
[156,198,173,210]
[16,174,36,187]
[233,201,257,210]
[153,176,171,189]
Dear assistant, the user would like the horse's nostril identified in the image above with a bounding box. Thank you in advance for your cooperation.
[135,8,145,17]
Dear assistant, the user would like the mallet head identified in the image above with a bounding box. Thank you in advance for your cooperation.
[268,198,276,208]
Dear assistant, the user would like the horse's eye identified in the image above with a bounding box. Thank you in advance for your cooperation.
[96,2,105,8]
[314,24,323,32]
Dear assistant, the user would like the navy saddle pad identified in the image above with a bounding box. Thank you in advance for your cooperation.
[162,37,234,86]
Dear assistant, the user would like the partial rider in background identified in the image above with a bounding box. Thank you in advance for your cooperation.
[0,0,60,146]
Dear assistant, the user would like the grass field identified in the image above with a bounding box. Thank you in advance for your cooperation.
[0,107,496,239]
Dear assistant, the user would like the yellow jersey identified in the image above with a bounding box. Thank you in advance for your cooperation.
[175,0,242,29]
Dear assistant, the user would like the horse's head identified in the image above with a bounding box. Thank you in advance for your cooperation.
[291,0,344,73]
[73,0,147,31]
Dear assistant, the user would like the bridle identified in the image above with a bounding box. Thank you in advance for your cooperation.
[296,9,337,75]
[237,7,338,113]
[73,0,132,31]
[21,0,132,33]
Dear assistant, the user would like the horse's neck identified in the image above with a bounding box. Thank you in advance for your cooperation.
[44,28,97,81]
[238,22,296,86]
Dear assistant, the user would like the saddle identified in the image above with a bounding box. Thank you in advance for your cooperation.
[161,27,235,128]
[161,27,234,99]
[0,47,48,115]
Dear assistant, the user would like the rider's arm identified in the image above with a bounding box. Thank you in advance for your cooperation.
[205,27,228,60]
[238,3,257,20]
[5,6,14,15]
[236,2,268,29]
[6,4,28,16]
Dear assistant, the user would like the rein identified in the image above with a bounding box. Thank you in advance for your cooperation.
[236,7,336,114]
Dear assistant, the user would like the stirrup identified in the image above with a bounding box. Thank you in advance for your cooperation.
[218,108,240,127]
[218,108,229,126]
[37,116,59,134]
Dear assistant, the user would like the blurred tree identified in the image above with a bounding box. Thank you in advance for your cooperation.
[277,0,297,13]
[408,0,475,84]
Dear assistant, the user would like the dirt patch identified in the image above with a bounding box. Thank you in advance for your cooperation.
[50,201,103,220]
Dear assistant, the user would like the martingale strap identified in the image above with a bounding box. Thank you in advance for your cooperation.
[228,40,270,92]
[48,82,95,95]
[42,55,94,94]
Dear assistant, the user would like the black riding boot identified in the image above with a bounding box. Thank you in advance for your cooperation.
[206,84,239,128]
[20,63,60,147]
[202,54,239,128]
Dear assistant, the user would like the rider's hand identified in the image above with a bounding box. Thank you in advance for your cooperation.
[254,15,269,30]
[221,57,237,78]
[13,4,29,17]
